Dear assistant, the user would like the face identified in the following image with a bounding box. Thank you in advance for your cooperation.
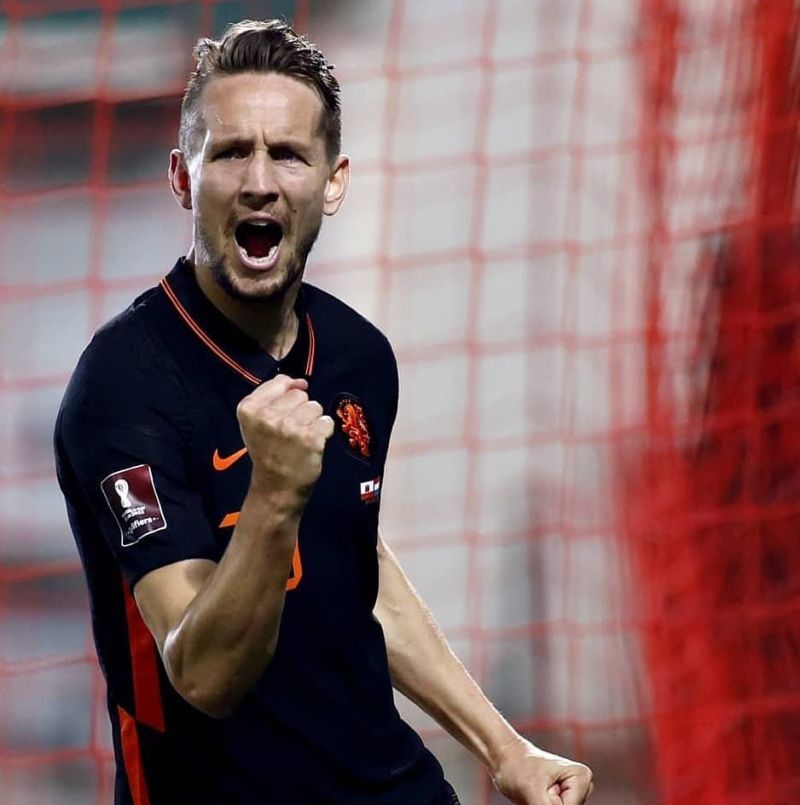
[170,72,348,304]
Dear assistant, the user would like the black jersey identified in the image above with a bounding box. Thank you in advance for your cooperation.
[54,258,445,804]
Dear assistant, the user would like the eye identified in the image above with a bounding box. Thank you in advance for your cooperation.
[271,146,303,163]
[214,145,249,160]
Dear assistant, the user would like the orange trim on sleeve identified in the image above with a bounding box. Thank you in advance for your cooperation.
[161,278,261,386]
[123,581,165,733]
[117,705,152,805]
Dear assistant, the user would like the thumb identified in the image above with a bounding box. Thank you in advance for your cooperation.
[560,786,588,805]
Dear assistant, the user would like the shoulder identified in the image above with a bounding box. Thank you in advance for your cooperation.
[57,286,187,435]
[303,283,396,371]
[302,283,400,430]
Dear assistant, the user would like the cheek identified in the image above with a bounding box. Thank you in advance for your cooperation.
[284,170,327,202]
[196,168,240,203]
[289,182,326,218]
[194,181,236,223]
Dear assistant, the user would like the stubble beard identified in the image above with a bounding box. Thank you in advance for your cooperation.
[203,219,321,306]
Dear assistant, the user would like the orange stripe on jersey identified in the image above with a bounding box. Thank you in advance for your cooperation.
[217,510,303,589]
[285,542,303,590]
[118,705,152,805]
[305,314,316,376]
[219,511,240,528]
[123,581,165,733]
[161,278,261,386]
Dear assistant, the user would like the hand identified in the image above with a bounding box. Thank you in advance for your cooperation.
[236,374,334,507]
[491,738,594,805]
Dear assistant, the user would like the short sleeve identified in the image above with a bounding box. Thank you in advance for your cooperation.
[54,323,219,589]
[383,334,400,436]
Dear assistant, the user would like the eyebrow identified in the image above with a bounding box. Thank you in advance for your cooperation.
[207,135,314,155]
[207,136,253,153]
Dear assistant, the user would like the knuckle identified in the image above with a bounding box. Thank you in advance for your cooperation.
[302,422,320,442]
[262,410,281,429]
[264,373,291,394]
[282,389,306,408]
[275,415,295,435]
[304,426,326,452]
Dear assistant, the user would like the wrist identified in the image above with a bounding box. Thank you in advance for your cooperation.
[487,731,531,775]
[246,471,308,521]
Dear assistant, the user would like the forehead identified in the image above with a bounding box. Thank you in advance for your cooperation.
[198,72,325,143]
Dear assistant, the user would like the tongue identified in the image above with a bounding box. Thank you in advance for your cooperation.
[240,227,277,259]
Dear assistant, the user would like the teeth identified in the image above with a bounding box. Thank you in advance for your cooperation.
[238,242,279,263]
[243,220,278,228]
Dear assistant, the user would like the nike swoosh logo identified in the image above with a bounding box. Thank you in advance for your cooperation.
[212,447,248,471]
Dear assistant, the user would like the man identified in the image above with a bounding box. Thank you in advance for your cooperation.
[55,19,593,805]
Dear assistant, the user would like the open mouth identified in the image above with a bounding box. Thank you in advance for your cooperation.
[234,220,283,263]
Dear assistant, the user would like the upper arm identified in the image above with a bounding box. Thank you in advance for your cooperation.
[57,412,221,588]
[55,332,220,589]
[133,558,217,654]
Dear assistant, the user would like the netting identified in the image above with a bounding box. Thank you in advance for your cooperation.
[623,1,800,803]
[0,1,797,803]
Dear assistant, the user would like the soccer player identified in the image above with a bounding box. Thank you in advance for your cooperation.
[55,19,594,805]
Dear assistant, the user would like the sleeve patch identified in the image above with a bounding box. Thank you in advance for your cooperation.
[101,464,168,547]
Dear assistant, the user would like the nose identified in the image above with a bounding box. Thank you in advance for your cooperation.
[240,150,279,208]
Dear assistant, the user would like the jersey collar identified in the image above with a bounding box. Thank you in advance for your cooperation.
[160,258,316,386]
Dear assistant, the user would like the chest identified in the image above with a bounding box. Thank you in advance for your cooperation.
[187,369,390,592]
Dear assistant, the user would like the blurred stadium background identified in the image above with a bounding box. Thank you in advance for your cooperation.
[1,0,798,803]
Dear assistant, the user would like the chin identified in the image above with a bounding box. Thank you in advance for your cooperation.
[212,258,301,304]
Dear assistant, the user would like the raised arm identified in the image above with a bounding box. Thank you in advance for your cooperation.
[374,535,594,805]
[134,374,333,718]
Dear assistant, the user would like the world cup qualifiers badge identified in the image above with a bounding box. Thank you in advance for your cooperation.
[101,464,167,546]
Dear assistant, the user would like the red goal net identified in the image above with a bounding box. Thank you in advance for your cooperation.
[0,1,797,804]
[623,1,800,803]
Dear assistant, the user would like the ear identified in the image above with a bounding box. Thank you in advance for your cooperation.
[169,149,193,210]
[323,155,350,216]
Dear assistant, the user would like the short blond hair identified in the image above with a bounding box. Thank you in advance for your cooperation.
[179,19,341,161]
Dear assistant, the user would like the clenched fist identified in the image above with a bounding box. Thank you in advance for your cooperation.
[236,374,334,508]
[491,739,593,805]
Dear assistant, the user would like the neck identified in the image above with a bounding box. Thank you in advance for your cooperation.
[189,255,300,360]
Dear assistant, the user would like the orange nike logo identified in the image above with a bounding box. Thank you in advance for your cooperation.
[212,447,248,471]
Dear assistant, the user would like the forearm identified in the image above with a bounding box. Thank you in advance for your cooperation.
[165,481,300,716]
[375,539,520,771]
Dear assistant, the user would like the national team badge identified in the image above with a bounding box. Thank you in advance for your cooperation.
[333,394,371,460]
[101,464,167,547]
